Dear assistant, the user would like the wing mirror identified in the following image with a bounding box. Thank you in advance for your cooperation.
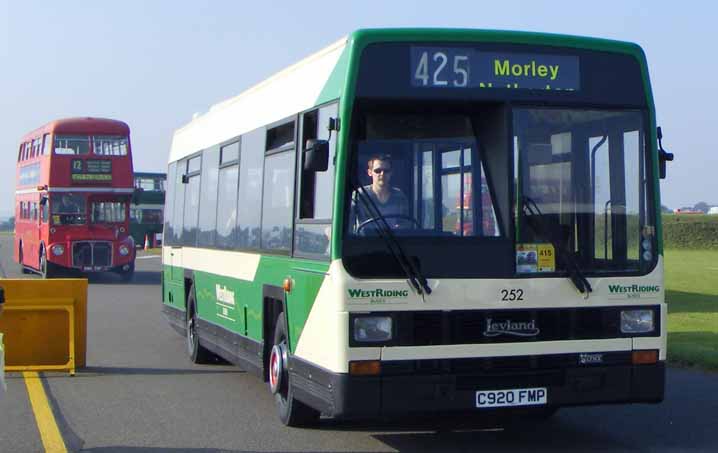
[303,139,329,172]
[657,126,674,179]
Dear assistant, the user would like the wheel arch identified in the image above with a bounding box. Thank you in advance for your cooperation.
[183,271,196,313]
[262,284,288,382]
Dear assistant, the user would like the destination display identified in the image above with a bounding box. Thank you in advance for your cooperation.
[71,159,112,182]
[410,47,580,91]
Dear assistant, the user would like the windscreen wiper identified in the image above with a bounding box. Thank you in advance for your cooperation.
[352,184,432,295]
[521,196,592,295]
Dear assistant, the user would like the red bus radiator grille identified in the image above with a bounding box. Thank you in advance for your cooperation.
[72,242,112,268]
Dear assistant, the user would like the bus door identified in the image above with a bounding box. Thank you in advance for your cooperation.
[290,103,337,349]
[589,119,646,271]
[166,158,191,309]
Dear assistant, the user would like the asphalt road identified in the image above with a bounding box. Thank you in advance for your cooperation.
[0,234,717,452]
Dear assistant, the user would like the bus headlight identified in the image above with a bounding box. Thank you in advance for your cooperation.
[620,309,654,333]
[353,316,392,342]
[51,244,65,256]
[119,245,130,256]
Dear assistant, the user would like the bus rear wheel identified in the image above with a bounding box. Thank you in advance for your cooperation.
[270,315,319,427]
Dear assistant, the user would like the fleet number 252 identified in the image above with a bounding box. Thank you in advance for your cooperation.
[500,289,524,301]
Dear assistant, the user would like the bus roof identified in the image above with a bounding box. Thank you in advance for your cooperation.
[169,28,647,163]
[347,28,644,55]
[169,36,347,162]
[20,117,130,142]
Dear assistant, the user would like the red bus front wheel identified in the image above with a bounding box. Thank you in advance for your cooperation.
[18,243,29,274]
[39,246,55,279]
[118,262,135,282]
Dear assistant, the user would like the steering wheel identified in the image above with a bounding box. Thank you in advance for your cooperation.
[356,215,421,235]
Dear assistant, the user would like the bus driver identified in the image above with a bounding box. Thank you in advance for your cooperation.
[350,154,410,234]
[60,194,82,214]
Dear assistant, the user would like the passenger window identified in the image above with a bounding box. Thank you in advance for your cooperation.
[261,143,295,252]
[237,128,264,249]
[42,134,51,155]
[198,147,220,247]
[215,163,239,248]
[182,174,200,245]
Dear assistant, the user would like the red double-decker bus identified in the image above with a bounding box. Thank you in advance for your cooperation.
[14,117,136,280]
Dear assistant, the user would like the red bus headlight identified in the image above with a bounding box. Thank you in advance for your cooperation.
[51,244,65,256]
[119,245,130,256]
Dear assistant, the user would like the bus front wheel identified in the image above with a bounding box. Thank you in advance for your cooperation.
[40,247,54,279]
[118,262,135,282]
[186,286,213,364]
[270,315,319,427]
[18,243,30,274]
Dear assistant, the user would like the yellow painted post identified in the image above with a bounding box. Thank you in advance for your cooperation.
[0,279,87,375]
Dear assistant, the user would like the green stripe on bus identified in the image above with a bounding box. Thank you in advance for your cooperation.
[163,256,329,352]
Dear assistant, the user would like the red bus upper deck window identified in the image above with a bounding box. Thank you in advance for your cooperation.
[92,136,128,156]
[55,135,90,155]
[42,134,51,155]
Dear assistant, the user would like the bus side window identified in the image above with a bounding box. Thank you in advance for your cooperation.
[41,197,48,222]
[298,103,337,221]
[261,120,295,252]
[42,134,51,155]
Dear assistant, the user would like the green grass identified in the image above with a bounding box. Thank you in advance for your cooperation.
[665,249,718,370]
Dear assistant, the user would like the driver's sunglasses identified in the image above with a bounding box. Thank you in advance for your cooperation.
[372,167,392,174]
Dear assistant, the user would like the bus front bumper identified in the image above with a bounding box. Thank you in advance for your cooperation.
[289,356,665,419]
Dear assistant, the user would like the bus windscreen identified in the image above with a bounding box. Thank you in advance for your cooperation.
[50,194,86,225]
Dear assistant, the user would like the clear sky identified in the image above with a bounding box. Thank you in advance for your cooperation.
[1,0,716,217]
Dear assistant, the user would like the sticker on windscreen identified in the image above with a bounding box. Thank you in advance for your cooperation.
[516,243,555,273]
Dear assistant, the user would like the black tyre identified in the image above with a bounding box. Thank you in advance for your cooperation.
[18,244,29,274]
[118,262,135,282]
[186,285,213,364]
[39,246,54,279]
[269,315,319,427]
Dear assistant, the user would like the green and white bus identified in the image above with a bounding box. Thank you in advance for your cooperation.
[162,29,673,426]
[130,171,166,247]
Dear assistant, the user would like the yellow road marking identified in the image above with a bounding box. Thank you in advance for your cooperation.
[23,371,67,453]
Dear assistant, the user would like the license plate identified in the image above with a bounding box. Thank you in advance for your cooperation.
[476,387,547,408]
